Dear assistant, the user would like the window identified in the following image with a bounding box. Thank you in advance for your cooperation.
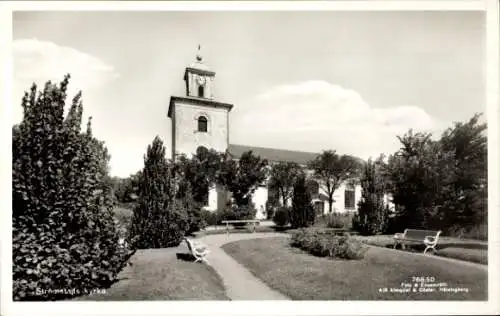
[344,186,355,210]
[197,116,208,132]
[198,85,205,97]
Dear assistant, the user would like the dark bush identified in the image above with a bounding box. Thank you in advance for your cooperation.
[273,207,291,227]
[291,228,367,260]
[12,76,133,301]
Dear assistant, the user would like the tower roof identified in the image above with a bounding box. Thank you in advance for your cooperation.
[186,45,213,73]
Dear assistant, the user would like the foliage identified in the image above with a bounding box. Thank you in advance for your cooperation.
[308,150,364,213]
[268,161,303,207]
[128,136,189,249]
[325,212,354,230]
[352,156,391,235]
[12,76,133,301]
[200,209,218,226]
[216,204,257,224]
[217,150,268,210]
[385,114,487,236]
[290,174,315,228]
[273,207,291,227]
[174,146,223,205]
[110,171,142,204]
[291,228,367,260]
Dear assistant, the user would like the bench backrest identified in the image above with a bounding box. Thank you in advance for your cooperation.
[404,229,441,239]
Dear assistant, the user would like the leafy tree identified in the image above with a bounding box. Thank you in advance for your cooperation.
[12,76,131,301]
[439,113,487,231]
[353,155,391,235]
[129,136,188,249]
[290,174,315,228]
[308,150,364,214]
[386,130,455,231]
[217,150,268,208]
[268,161,303,207]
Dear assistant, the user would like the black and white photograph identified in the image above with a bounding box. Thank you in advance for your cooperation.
[1,1,499,316]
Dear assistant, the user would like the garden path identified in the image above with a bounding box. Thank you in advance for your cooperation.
[194,232,290,300]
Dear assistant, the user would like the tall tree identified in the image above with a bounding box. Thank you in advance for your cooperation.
[268,161,303,207]
[129,136,188,249]
[308,150,363,213]
[290,174,315,228]
[353,155,391,235]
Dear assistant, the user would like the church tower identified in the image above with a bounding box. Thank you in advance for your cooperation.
[168,46,234,160]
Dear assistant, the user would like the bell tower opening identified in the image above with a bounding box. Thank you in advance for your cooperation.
[198,85,205,98]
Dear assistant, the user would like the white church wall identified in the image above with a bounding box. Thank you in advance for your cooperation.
[173,101,229,157]
[207,185,218,211]
[251,186,268,220]
[318,182,362,214]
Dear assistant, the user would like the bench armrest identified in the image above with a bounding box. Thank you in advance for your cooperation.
[424,236,438,243]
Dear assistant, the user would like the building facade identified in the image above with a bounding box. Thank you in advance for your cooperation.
[168,49,365,219]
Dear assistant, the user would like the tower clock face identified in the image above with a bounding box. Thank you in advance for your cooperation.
[196,75,206,86]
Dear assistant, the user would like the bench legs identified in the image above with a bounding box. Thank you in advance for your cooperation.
[393,241,406,250]
[424,244,437,254]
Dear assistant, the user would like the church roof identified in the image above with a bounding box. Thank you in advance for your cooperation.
[227,144,320,165]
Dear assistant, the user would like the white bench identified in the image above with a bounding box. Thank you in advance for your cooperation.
[393,229,442,254]
[221,219,261,234]
[184,237,210,264]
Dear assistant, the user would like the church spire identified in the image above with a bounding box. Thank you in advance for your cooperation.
[196,44,203,62]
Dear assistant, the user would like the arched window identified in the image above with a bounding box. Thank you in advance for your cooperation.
[197,116,208,132]
[198,85,205,98]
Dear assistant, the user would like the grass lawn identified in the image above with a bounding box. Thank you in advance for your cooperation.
[222,237,487,300]
[73,246,229,300]
[352,235,488,265]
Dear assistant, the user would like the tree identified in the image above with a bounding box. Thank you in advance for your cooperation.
[128,136,188,249]
[268,161,303,207]
[12,76,131,300]
[386,130,455,231]
[308,150,364,214]
[290,174,315,228]
[353,155,391,235]
[217,150,268,208]
[439,113,487,230]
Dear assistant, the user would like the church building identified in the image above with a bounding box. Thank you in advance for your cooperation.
[168,48,363,219]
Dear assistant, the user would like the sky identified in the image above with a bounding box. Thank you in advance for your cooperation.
[12,10,486,178]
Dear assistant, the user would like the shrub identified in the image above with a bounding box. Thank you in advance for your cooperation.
[448,223,488,241]
[12,76,133,301]
[200,209,218,226]
[128,137,189,249]
[325,212,353,229]
[291,228,367,260]
[273,207,291,227]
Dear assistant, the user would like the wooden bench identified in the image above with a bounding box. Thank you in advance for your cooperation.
[221,219,261,234]
[393,229,442,254]
[184,237,210,264]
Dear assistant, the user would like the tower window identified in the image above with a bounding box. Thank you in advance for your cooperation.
[197,116,208,132]
[198,85,205,98]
